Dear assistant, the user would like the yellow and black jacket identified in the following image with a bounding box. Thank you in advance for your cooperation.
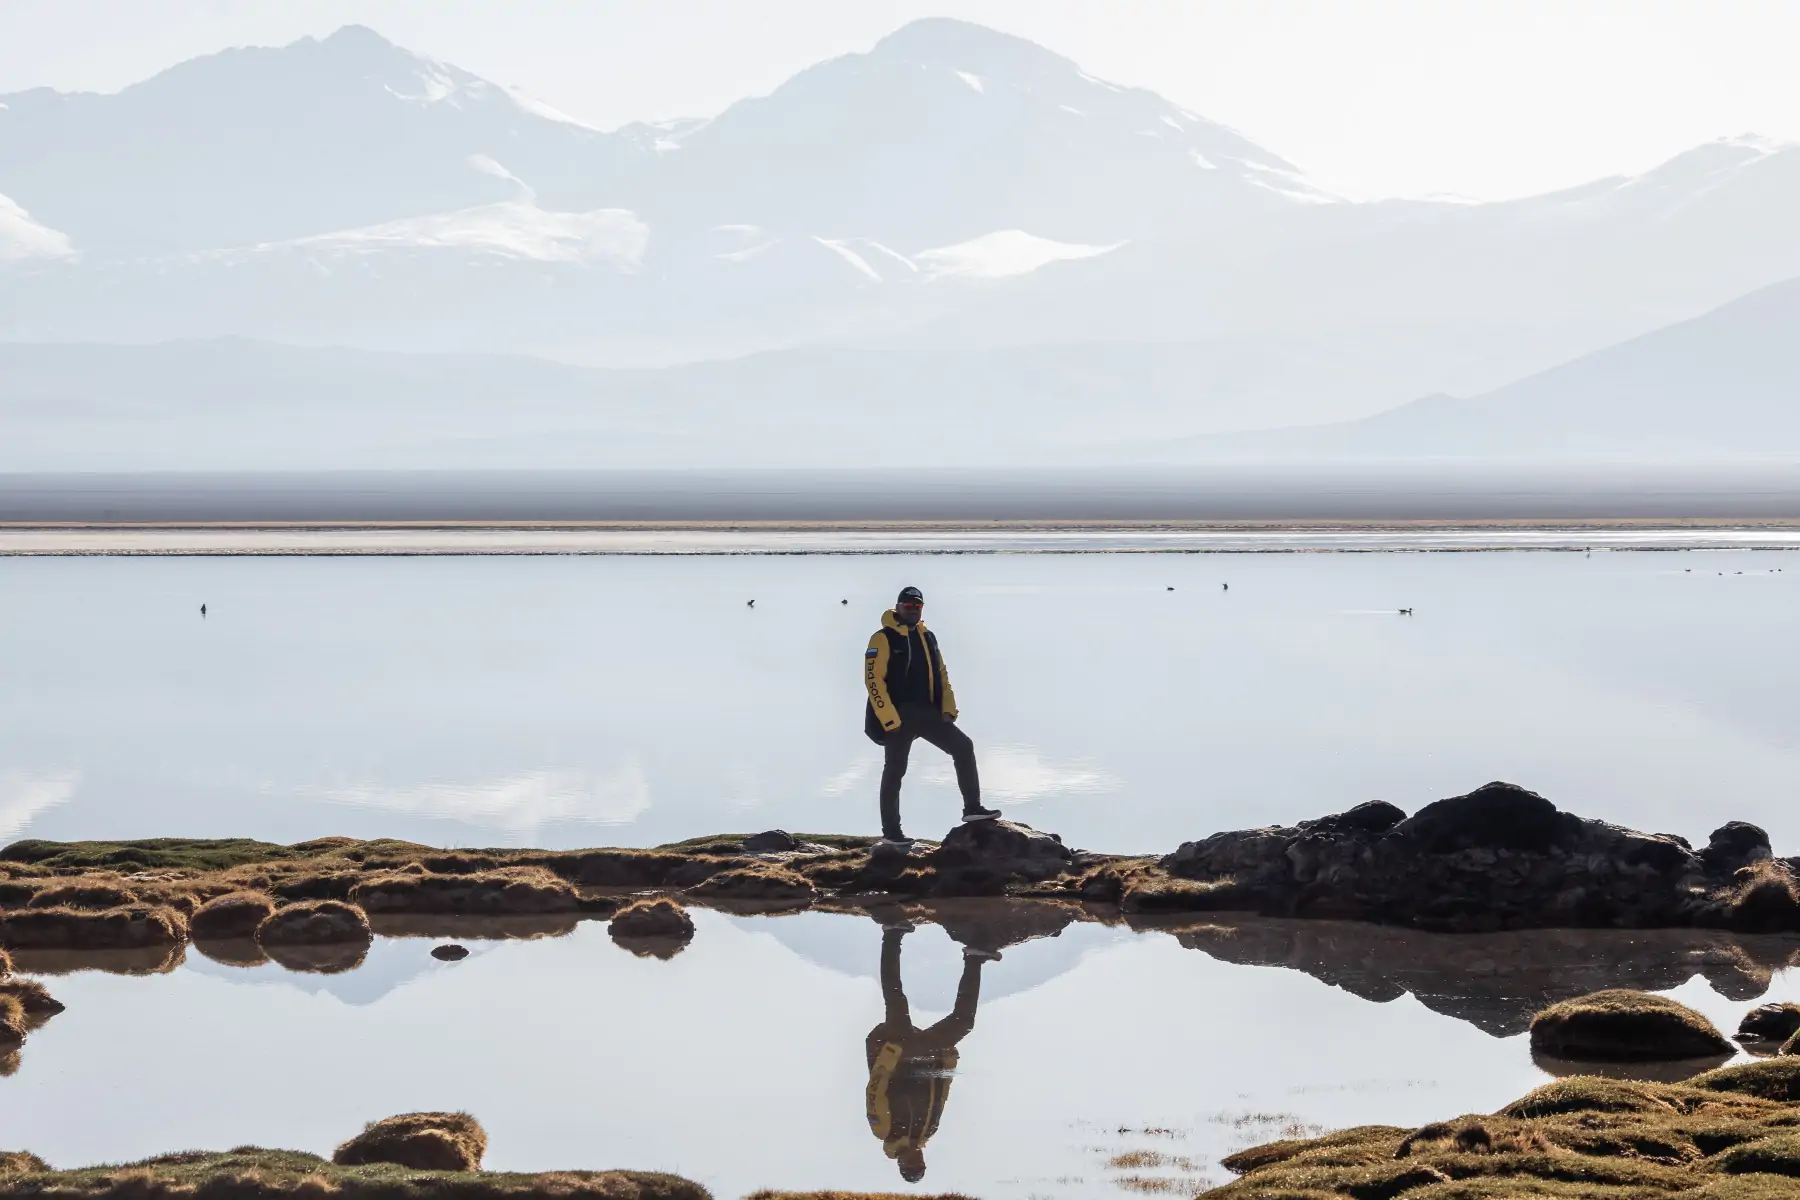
[864,610,958,744]
[864,1030,959,1160]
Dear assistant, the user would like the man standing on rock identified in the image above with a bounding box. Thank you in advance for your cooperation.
[864,586,999,846]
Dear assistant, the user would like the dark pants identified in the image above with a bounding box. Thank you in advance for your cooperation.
[877,926,982,1038]
[880,701,981,838]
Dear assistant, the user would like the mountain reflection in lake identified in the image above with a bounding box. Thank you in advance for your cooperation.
[3,904,1798,1200]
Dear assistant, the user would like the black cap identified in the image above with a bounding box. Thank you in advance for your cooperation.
[896,586,924,605]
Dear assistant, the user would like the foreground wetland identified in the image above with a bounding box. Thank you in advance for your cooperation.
[7,545,1800,1196]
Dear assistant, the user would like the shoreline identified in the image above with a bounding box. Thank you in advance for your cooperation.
[8,519,1800,556]
[3,783,1797,945]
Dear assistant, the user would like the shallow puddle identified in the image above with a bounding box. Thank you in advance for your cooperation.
[3,905,1798,1199]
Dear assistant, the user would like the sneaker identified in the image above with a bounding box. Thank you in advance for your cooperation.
[961,806,1002,823]
[879,835,915,850]
[962,946,1003,962]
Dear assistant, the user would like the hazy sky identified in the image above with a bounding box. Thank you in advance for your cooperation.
[6,0,1800,200]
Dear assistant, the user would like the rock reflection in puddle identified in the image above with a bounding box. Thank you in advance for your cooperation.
[1,906,1798,1200]
[1529,1051,1735,1084]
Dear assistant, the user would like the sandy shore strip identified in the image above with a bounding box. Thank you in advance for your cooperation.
[7,522,1800,555]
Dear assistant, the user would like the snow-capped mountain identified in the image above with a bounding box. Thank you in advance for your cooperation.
[4,18,1800,452]
[0,24,640,256]
[631,17,1335,248]
[0,192,72,261]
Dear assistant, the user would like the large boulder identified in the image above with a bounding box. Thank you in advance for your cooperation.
[1389,782,1578,854]
[741,830,799,853]
[1703,822,1773,873]
[1301,800,1406,835]
[1740,1002,1800,1043]
[332,1112,487,1171]
[1528,989,1733,1061]
[932,819,1073,884]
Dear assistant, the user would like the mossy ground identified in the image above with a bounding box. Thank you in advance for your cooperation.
[0,1150,708,1200]
[1206,1063,1800,1198]
[1529,989,1736,1061]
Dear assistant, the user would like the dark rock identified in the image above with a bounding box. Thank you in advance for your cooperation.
[909,897,1079,954]
[430,944,469,961]
[742,830,799,853]
[932,820,1073,884]
[1149,781,1711,930]
[1704,822,1773,873]
[1303,800,1406,835]
[1389,782,1577,854]
[1739,1002,1800,1042]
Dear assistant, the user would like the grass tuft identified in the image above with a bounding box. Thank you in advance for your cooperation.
[1529,989,1734,1061]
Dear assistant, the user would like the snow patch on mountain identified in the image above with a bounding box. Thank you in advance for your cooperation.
[0,194,74,261]
[956,71,986,94]
[815,237,883,282]
[501,87,603,132]
[217,202,648,268]
[917,230,1122,279]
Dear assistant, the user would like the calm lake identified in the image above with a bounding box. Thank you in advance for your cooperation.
[2,908,1798,1198]
[3,546,1799,853]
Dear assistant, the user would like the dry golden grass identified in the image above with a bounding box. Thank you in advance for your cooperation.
[0,905,188,950]
[256,900,371,947]
[1723,861,1800,932]
[1208,1067,1800,1198]
[350,867,579,916]
[1529,989,1735,1061]
[0,1149,710,1199]
[685,865,817,903]
[332,1113,487,1172]
[0,979,62,1027]
[190,891,278,940]
[609,899,694,940]
[0,995,26,1047]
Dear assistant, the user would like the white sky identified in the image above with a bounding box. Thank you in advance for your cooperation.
[5,0,1800,200]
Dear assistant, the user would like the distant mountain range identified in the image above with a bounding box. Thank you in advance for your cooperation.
[3,18,1799,464]
[6,267,1798,470]
[1173,273,1800,459]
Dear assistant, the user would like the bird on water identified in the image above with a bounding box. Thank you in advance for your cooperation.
[200,604,207,618]
[748,599,756,608]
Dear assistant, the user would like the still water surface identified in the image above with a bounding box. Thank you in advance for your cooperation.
[3,909,1798,1198]
[4,548,1800,851]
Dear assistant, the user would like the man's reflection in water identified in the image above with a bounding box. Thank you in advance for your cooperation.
[864,920,999,1182]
